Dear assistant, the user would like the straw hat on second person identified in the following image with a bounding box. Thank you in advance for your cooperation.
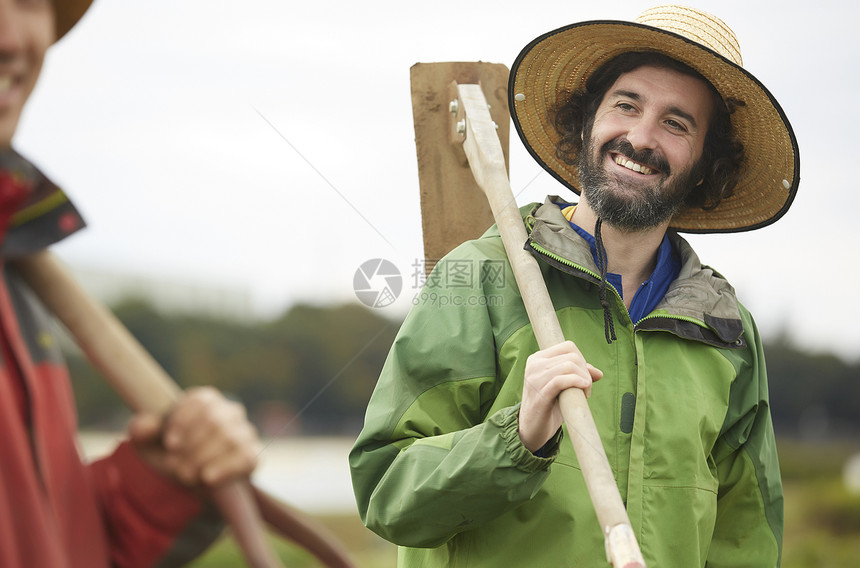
[54,0,94,42]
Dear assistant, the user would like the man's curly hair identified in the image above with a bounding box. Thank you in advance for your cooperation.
[553,51,745,211]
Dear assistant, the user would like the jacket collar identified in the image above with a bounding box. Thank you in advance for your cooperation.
[527,196,745,346]
[1,151,86,259]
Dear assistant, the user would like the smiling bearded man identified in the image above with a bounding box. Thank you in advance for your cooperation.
[579,129,698,232]
[568,53,735,233]
[351,5,798,567]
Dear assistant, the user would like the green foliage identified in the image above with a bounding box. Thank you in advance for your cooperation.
[783,477,860,567]
[66,300,400,435]
[66,300,860,440]
[765,335,860,438]
[778,439,858,481]
[187,469,860,568]
[812,482,860,535]
[778,441,860,566]
[187,513,397,568]
[66,354,129,429]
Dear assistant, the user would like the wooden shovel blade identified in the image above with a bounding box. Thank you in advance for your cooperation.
[410,62,510,275]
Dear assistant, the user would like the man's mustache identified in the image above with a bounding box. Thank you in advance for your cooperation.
[601,138,670,175]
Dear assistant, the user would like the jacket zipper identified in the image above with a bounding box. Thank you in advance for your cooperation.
[529,239,708,329]
[529,240,622,300]
[634,312,707,329]
[529,239,638,364]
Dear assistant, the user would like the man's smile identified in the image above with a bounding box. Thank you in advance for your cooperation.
[610,152,659,176]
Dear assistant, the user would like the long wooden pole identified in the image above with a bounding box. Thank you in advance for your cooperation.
[12,250,355,568]
[455,83,646,568]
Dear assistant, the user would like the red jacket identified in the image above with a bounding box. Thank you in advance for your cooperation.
[0,154,221,567]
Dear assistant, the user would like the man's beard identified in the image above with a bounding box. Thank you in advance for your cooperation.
[577,135,701,232]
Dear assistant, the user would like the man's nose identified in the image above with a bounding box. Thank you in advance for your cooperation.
[625,118,659,151]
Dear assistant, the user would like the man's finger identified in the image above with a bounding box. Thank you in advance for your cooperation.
[587,364,604,382]
[128,412,164,443]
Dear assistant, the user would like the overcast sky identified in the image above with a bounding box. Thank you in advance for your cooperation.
[15,0,859,361]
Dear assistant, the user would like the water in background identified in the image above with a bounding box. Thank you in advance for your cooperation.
[78,432,359,514]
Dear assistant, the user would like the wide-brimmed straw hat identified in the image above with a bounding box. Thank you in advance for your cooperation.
[509,5,799,233]
[54,0,94,42]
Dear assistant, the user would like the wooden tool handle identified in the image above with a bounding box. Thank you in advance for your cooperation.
[456,83,645,567]
[13,250,285,568]
[253,488,355,568]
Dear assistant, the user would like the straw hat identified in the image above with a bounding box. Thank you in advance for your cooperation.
[54,0,94,42]
[509,5,799,233]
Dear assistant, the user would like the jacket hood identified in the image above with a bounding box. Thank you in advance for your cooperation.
[527,196,745,346]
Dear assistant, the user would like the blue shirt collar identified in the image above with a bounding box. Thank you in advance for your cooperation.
[557,202,681,323]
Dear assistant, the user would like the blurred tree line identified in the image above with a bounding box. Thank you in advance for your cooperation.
[66,300,399,435]
[765,335,859,439]
[66,300,860,438]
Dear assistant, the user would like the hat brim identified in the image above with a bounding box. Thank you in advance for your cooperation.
[509,20,800,233]
[54,0,94,42]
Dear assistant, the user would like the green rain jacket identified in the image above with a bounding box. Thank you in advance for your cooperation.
[349,197,783,567]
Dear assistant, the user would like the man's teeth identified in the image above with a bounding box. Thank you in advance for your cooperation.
[614,155,653,175]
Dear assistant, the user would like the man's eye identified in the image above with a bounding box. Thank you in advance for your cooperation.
[617,103,635,111]
[665,119,687,132]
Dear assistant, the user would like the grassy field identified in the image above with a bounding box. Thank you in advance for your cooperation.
[188,512,395,567]
[780,440,860,567]
[191,439,860,567]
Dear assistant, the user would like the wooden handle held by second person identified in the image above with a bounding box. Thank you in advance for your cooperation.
[13,250,356,568]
